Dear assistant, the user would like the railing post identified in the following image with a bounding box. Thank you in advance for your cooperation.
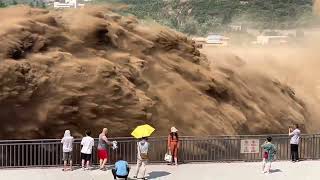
[41,140,43,167]
[313,134,316,159]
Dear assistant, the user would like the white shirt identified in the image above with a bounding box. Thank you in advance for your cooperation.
[81,136,94,154]
[61,136,74,152]
[290,129,301,145]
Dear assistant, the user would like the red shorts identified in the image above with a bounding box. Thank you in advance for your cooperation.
[98,149,109,160]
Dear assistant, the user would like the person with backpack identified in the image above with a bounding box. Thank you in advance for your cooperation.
[133,137,149,180]
[61,130,74,171]
[261,136,277,174]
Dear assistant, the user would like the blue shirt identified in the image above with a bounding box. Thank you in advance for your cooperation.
[115,160,129,176]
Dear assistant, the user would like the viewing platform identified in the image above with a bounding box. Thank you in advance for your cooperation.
[1,161,320,180]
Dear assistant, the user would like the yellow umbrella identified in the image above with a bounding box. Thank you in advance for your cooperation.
[131,124,155,139]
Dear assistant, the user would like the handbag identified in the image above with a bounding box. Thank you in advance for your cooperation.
[138,142,149,160]
[164,152,172,162]
[140,153,149,160]
[263,152,268,159]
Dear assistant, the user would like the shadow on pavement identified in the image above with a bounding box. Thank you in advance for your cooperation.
[270,169,282,174]
[147,171,171,179]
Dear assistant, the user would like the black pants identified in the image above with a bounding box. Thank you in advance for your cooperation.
[112,169,129,180]
[291,144,299,161]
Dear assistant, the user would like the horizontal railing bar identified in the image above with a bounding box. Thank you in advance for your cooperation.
[1,134,318,143]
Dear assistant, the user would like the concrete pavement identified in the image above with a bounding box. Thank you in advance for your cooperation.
[1,161,320,180]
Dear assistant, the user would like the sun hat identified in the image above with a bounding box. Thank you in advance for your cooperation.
[170,127,178,133]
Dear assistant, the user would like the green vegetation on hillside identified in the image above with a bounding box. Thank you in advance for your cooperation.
[1,0,318,35]
[118,0,317,35]
[1,0,46,8]
[0,0,7,7]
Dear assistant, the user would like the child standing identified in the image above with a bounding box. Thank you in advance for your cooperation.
[61,130,74,171]
[261,136,277,174]
[81,129,94,170]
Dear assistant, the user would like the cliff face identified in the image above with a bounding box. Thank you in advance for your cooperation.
[0,6,308,139]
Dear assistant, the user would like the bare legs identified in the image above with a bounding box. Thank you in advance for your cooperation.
[102,159,108,169]
[170,146,178,166]
[63,160,73,171]
[99,158,108,169]
[174,157,178,166]
[262,159,271,174]
[63,160,67,171]
[262,159,266,173]
[82,160,90,170]
[69,160,73,170]
[266,162,271,173]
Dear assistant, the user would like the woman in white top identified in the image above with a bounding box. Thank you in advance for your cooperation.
[61,130,74,171]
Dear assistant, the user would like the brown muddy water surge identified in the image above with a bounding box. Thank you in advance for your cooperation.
[0,6,319,139]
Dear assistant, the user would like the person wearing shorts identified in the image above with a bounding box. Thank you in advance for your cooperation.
[97,128,113,170]
[81,153,91,162]
[63,152,72,162]
[81,129,94,170]
[61,130,74,171]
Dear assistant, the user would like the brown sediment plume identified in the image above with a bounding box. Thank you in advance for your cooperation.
[204,41,320,134]
[0,6,311,139]
[314,0,320,15]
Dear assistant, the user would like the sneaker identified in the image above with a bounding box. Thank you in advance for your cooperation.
[133,176,137,179]
[82,167,85,171]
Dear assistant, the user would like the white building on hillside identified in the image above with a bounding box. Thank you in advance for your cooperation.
[53,0,86,9]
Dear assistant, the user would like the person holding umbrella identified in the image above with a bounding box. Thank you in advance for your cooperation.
[131,124,155,180]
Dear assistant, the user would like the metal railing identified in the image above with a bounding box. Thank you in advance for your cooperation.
[1,134,320,168]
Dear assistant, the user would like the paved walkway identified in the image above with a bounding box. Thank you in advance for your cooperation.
[1,161,320,180]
